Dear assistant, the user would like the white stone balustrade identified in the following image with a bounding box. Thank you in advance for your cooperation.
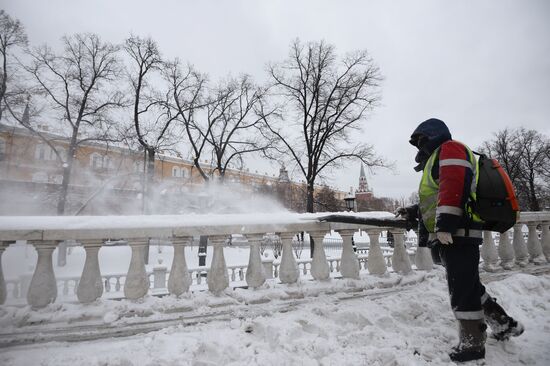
[482,231,500,272]
[27,241,58,309]
[512,223,529,267]
[526,223,545,264]
[124,239,150,300]
[207,236,230,294]
[76,240,103,303]
[338,229,360,279]
[310,232,330,281]
[278,232,299,284]
[497,231,515,270]
[414,246,434,271]
[245,234,266,288]
[366,229,387,275]
[167,237,192,296]
[390,230,412,274]
[1,211,549,308]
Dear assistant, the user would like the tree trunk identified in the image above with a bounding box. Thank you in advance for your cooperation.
[529,178,540,211]
[306,182,315,213]
[56,147,75,215]
[145,148,156,214]
[144,147,156,264]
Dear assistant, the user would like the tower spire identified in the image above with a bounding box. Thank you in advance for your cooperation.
[358,164,369,193]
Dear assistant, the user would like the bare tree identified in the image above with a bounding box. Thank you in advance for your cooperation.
[314,185,343,212]
[264,39,385,212]
[162,58,208,180]
[515,128,549,211]
[0,10,29,121]
[124,35,184,213]
[23,33,124,214]
[481,127,550,211]
[481,128,523,184]
[193,75,275,181]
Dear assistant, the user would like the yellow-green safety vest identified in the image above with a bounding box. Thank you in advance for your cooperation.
[418,145,483,232]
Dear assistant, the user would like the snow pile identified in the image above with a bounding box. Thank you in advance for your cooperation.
[0,271,426,331]
[1,269,549,365]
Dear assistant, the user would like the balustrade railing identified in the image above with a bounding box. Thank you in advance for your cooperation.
[0,211,549,308]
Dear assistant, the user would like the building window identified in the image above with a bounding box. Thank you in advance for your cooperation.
[90,152,112,170]
[172,166,180,178]
[91,153,102,169]
[104,156,112,170]
[34,144,61,161]
[35,144,47,160]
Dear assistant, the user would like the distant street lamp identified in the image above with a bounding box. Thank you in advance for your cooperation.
[344,191,357,252]
[344,191,356,212]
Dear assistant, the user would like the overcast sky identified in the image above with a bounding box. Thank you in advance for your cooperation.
[4,0,550,199]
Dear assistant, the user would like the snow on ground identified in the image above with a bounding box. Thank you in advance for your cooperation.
[1,269,549,366]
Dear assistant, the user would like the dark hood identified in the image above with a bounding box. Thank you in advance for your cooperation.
[409,118,452,171]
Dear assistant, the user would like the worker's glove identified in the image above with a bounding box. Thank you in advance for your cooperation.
[436,232,453,245]
[394,205,419,231]
[394,204,419,221]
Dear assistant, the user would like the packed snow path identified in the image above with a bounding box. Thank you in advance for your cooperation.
[1,266,549,366]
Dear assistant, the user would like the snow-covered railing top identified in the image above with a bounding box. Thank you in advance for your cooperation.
[0,211,396,241]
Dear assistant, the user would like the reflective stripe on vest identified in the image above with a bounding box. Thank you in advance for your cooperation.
[418,144,482,233]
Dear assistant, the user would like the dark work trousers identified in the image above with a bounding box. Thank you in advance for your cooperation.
[438,237,487,320]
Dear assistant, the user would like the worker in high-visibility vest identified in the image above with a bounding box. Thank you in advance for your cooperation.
[396,118,524,363]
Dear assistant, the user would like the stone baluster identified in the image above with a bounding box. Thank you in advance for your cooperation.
[512,224,529,267]
[124,239,150,300]
[207,236,229,294]
[245,234,266,288]
[168,237,192,296]
[310,232,330,281]
[76,240,104,304]
[497,230,515,270]
[481,231,499,272]
[366,230,387,275]
[338,230,360,279]
[278,233,299,284]
[390,230,412,274]
[0,242,7,305]
[541,222,550,262]
[414,243,434,271]
[526,223,545,264]
[27,241,58,309]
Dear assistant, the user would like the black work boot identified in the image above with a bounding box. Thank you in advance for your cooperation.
[482,296,525,341]
[449,319,487,363]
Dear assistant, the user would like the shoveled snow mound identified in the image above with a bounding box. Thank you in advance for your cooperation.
[1,270,549,365]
